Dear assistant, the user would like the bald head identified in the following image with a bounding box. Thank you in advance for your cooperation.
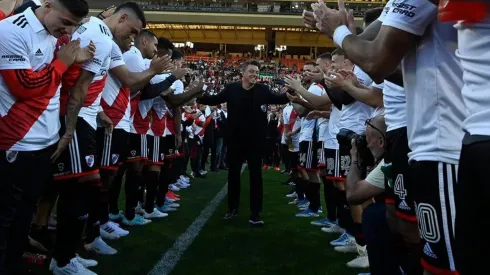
[369,115,387,137]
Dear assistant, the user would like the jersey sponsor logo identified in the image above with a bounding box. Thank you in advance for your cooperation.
[111,154,119,164]
[85,155,95,168]
[5,150,18,163]
[1,54,26,62]
[91,58,103,66]
[35,49,43,57]
[111,55,123,62]
[12,15,28,28]
[391,1,416,18]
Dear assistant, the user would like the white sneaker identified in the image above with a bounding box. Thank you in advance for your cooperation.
[84,237,117,255]
[169,184,180,192]
[321,224,345,234]
[176,181,190,189]
[49,255,97,271]
[334,238,358,253]
[199,170,208,175]
[51,257,97,275]
[135,203,145,216]
[100,221,129,239]
[75,254,98,268]
[180,175,190,183]
[143,208,168,219]
[347,245,369,269]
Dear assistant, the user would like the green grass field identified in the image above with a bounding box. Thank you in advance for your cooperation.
[64,167,368,275]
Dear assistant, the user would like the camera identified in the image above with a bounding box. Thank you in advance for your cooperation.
[336,128,374,168]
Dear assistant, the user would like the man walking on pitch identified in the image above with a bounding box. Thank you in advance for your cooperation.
[198,60,289,225]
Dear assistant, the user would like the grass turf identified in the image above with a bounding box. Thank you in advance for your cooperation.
[42,167,368,275]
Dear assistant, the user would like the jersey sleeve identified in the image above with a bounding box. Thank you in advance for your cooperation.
[0,25,30,70]
[372,82,384,90]
[109,41,125,70]
[308,84,324,96]
[74,31,111,74]
[365,160,385,189]
[377,0,393,23]
[171,80,184,94]
[123,50,146,73]
[381,0,437,36]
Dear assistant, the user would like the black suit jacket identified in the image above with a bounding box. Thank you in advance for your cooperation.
[198,82,289,151]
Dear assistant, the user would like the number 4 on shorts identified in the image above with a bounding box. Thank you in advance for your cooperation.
[394,174,407,200]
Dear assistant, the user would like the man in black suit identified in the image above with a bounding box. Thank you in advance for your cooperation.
[198,60,289,225]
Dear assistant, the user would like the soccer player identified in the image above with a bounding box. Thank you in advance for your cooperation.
[0,0,89,273]
[284,63,326,218]
[94,31,173,240]
[50,2,164,273]
[305,0,465,273]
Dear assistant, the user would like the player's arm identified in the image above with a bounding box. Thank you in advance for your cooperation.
[339,1,437,83]
[0,29,69,100]
[285,76,332,107]
[64,35,110,138]
[0,0,20,19]
[265,87,289,105]
[342,83,383,108]
[197,84,229,106]
[164,80,203,108]
[346,161,385,205]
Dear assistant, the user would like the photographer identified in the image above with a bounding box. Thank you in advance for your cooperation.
[344,115,399,275]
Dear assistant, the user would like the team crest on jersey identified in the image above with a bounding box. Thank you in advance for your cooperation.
[160,153,165,161]
[58,163,64,172]
[85,155,95,168]
[169,149,173,155]
[111,154,119,164]
[260,104,267,112]
[130,150,136,157]
[5,150,18,163]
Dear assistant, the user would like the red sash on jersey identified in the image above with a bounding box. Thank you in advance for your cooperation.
[438,0,488,23]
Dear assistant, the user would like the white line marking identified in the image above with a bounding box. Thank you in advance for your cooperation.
[148,164,247,275]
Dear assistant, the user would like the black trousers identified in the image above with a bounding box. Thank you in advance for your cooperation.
[201,136,216,171]
[227,143,263,214]
[363,203,401,275]
[280,144,290,171]
[455,139,490,275]
[0,145,54,274]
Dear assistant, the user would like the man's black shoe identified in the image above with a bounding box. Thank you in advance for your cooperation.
[223,209,238,220]
[249,214,264,226]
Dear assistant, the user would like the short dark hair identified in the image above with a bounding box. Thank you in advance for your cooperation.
[332,48,345,57]
[58,0,89,18]
[364,7,384,26]
[172,49,184,60]
[305,61,317,66]
[135,29,156,46]
[318,52,332,61]
[241,60,260,71]
[115,2,147,28]
[157,37,174,51]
